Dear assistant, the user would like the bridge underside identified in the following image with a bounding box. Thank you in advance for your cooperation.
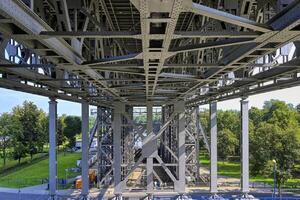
[1,0,300,199]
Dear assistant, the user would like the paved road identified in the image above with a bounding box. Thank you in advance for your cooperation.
[1,193,300,200]
[0,192,48,200]
[0,186,299,200]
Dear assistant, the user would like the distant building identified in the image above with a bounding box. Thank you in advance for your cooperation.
[76,138,98,150]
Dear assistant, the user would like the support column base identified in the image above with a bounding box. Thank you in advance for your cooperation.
[176,194,191,200]
[113,194,123,200]
[79,194,89,200]
[209,194,227,200]
[146,193,153,200]
[48,195,57,200]
[235,194,258,200]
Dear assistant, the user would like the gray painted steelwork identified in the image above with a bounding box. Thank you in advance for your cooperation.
[0,0,300,198]
[81,102,90,199]
[48,98,57,198]
[209,102,218,194]
[241,99,250,196]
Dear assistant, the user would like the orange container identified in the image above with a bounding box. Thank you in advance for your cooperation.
[75,179,82,189]
[89,170,96,183]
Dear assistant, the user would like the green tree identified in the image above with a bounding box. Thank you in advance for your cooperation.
[57,115,66,149]
[250,123,281,175]
[37,112,48,152]
[217,110,240,134]
[0,113,22,166]
[263,99,298,129]
[63,116,81,148]
[10,114,26,164]
[250,122,300,193]
[274,128,300,195]
[134,114,147,124]
[217,110,240,156]
[12,101,47,160]
[249,107,264,129]
[218,128,238,161]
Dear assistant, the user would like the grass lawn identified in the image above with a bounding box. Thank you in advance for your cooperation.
[200,153,300,188]
[0,152,48,172]
[0,152,81,188]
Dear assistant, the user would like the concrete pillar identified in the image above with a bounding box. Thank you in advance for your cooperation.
[81,101,89,198]
[113,102,124,196]
[241,99,249,195]
[146,102,154,196]
[48,98,57,199]
[210,101,218,194]
[176,101,185,193]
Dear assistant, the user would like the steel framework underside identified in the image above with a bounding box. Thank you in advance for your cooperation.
[1,0,300,198]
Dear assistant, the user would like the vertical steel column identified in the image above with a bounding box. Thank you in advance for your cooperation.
[176,101,185,193]
[241,98,249,195]
[48,98,57,199]
[146,102,154,196]
[81,101,89,199]
[210,101,218,194]
[195,106,201,183]
[96,106,101,188]
[113,102,124,197]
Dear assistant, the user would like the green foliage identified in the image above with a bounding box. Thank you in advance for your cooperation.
[63,116,81,148]
[250,100,300,190]
[0,101,82,166]
[199,99,300,191]
[134,114,147,124]
[263,99,298,129]
[12,101,46,160]
[249,107,264,129]
[218,128,238,161]
[250,123,281,175]
[133,113,161,124]
[217,110,240,135]
[0,113,22,166]
[57,115,67,147]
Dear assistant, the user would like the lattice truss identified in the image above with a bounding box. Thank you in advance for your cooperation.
[101,102,190,192]
[0,0,300,107]
[97,106,113,187]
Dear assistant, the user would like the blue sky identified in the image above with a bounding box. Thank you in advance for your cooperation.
[1,86,300,115]
[0,88,83,116]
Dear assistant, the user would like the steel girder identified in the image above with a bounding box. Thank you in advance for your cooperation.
[0,0,300,106]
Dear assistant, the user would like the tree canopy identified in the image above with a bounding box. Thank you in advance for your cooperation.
[0,101,82,164]
[199,99,300,191]
[63,116,81,148]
